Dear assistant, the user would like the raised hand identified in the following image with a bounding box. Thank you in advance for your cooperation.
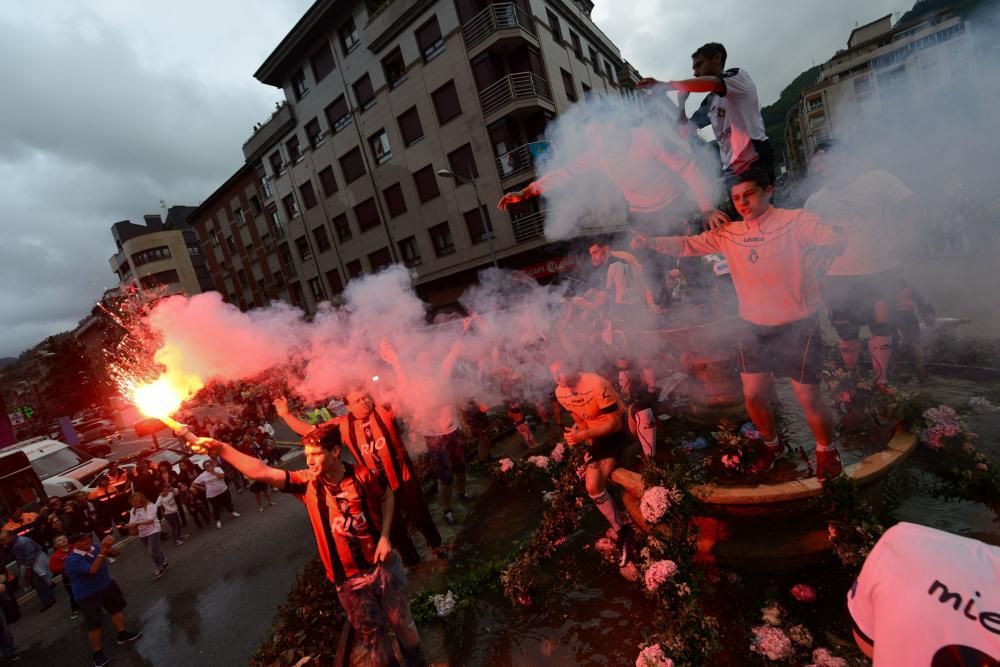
[497,191,525,211]
[273,396,289,416]
[631,230,650,250]
[702,208,731,231]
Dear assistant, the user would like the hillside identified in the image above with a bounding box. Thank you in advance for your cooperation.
[760,65,820,167]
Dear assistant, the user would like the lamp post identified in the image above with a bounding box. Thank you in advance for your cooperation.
[436,169,499,269]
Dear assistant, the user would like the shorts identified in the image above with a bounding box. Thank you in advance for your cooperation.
[895,310,921,344]
[585,429,628,463]
[738,315,823,385]
[462,408,491,437]
[79,580,127,630]
[724,138,776,187]
[824,271,904,334]
[423,430,466,485]
[249,480,269,493]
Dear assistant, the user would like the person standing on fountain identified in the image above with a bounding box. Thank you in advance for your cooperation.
[806,139,916,388]
[633,169,847,479]
[549,358,634,565]
[636,42,773,183]
[192,426,425,667]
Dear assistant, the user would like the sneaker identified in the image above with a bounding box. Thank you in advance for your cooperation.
[231,512,241,518]
[815,448,844,481]
[116,629,142,645]
[616,525,635,567]
[70,610,80,620]
[174,540,185,546]
[750,442,786,475]
[216,520,223,529]
[93,650,110,667]
[181,534,190,539]
[268,501,276,507]
[258,506,265,512]
[4,654,20,664]
[443,511,456,526]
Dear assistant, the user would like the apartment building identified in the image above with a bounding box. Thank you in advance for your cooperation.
[108,207,213,299]
[191,0,635,313]
[784,8,977,177]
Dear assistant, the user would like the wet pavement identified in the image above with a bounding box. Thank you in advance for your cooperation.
[10,451,313,667]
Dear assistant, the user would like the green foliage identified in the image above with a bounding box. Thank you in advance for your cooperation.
[815,476,885,572]
[410,554,511,624]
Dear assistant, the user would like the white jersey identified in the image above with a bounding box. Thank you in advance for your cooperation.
[805,170,913,276]
[690,68,767,174]
[847,522,1000,666]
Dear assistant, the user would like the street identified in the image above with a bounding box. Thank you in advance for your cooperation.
[9,451,313,667]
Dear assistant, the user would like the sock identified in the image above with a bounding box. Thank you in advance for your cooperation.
[589,490,624,533]
[815,442,834,452]
[635,408,656,458]
[868,335,893,385]
[515,421,534,446]
[838,338,862,369]
[764,437,779,449]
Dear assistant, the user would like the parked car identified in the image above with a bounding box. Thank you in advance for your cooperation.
[73,437,113,458]
[2,438,109,499]
[75,419,120,442]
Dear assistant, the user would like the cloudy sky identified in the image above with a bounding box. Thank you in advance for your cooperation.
[0,0,902,358]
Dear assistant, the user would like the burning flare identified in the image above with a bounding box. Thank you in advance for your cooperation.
[133,377,184,420]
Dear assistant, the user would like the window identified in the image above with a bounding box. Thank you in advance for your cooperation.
[237,269,248,287]
[546,9,562,42]
[582,82,591,98]
[286,135,302,163]
[295,236,312,262]
[234,208,246,226]
[273,271,285,289]
[398,236,421,267]
[131,245,172,267]
[313,225,331,253]
[381,47,407,88]
[604,61,616,85]
[413,165,440,202]
[187,245,201,256]
[382,183,407,218]
[392,111,422,153]
[354,197,381,232]
[415,16,445,62]
[346,259,364,279]
[339,17,359,55]
[588,46,599,69]
[291,68,310,101]
[140,269,180,289]
[249,195,262,216]
[429,222,455,257]
[368,129,391,164]
[308,277,324,301]
[854,75,873,101]
[226,236,237,253]
[323,269,342,296]
[260,172,273,200]
[368,247,392,272]
[431,80,462,125]
[318,165,338,197]
[310,42,336,83]
[325,96,352,133]
[339,147,366,183]
[283,194,300,219]
[261,233,274,253]
[209,228,219,246]
[463,205,494,244]
[267,204,282,234]
[447,143,478,179]
[257,278,268,295]
[305,117,323,148]
[269,150,285,177]
[570,31,582,59]
[561,68,577,102]
[353,74,375,111]
[332,213,352,242]
[299,181,318,210]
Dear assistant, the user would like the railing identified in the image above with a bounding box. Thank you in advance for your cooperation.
[479,72,552,118]
[511,210,546,243]
[495,141,548,180]
[281,261,298,282]
[463,3,536,50]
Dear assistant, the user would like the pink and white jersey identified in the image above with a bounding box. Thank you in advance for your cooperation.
[805,170,913,276]
[848,522,1000,666]
[653,207,843,326]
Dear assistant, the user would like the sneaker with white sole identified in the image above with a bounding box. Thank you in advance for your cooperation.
[116,629,142,645]
[93,650,110,667]
[174,540,184,546]
[216,520,222,528]
[231,512,241,518]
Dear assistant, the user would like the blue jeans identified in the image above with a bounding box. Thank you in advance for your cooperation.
[26,553,54,609]
[141,532,166,568]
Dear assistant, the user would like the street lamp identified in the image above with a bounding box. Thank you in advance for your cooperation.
[436,168,499,268]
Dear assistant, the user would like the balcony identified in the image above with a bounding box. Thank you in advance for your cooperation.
[495,140,548,185]
[479,72,554,124]
[511,210,546,243]
[281,261,299,282]
[463,3,538,56]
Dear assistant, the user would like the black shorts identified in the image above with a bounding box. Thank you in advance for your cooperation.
[738,316,823,385]
[895,310,921,344]
[586,429,628,463]
[249,480,269,493]
[79,580,127,630]
[824,271,901,328]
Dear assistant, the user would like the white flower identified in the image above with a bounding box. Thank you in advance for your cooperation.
[808,647,848,667]
[635,643,674,667]
[551,442,566,463]
[499,458,514,473]
[430,590,457,617]
[640,486,671,523]
[760,603,782,627]
[750,625,793,661]
[527,455,551,469]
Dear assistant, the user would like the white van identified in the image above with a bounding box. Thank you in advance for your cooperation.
[3,437,109,499]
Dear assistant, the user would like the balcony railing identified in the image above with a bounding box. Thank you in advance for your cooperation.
[281,261,298,282]
[511,210,547,243]
[479,72,552,118]
[463,3,536,50]
[495,140,549,180]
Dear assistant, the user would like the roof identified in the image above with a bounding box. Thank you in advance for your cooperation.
[254,0,347,88]
[187,162,255,227]
[847,13,893,48]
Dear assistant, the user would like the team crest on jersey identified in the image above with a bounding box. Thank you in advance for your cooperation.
[748,249,759,264]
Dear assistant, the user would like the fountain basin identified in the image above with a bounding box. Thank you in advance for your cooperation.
[613,427,918,569]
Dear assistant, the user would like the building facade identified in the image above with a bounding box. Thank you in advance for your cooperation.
[191,0,635,313]
[108,207,213,299]
[784,9,976,177]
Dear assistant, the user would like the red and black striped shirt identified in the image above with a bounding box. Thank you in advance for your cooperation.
[284,463,385,584]
[339,405,414,492]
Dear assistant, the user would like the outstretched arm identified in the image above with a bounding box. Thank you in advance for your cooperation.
[273,396,316,436]
[379,338,408,391]
[193,438,287,488]
[441,317,472,379]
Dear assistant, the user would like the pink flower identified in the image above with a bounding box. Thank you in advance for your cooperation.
[640,486,671,524]
[527,455,550,469]
[835,391,852,403]
[619,562,640,582]
[924,404,959,426]
[808,648,848,667]
[635,643,674,667]
[551,442,566,463]
[499,458,514,473]
[644,560,678,592]
[750,625,793,661]
[721,454,741,469]
[594,537,617,563]
[790,583,817,602]
[517,595,532,607]
[576,465,587,480]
